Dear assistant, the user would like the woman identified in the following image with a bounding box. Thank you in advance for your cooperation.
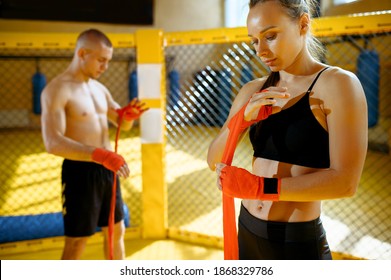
[207,0,368,260]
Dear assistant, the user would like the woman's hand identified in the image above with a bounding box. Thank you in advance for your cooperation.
[215,162,227,191]
[244,87,290,121]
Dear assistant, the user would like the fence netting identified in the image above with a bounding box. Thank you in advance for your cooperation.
[0,28,389,260]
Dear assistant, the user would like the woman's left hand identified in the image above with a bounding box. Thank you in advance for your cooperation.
[215,162,227,191]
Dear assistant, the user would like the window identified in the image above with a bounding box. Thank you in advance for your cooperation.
[0,0,154,25]
[334,0,359,5]
[224,0,249,27]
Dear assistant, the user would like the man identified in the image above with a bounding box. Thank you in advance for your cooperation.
[41,29,146,259]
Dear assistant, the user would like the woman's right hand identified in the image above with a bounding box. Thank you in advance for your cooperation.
[244,87,290,122]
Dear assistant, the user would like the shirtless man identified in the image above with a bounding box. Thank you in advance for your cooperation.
[41,29,146,259]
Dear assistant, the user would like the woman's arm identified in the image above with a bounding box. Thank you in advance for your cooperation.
[207,78,289,170]
[279,68,368,201]
[207,81,260,170]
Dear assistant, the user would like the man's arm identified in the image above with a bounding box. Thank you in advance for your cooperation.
[99,82,135,131]
[41,83,95,161]
[41,82,130,178]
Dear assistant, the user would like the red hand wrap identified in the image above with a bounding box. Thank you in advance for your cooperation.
[91,148,125,173]
[220,166,280,201]
[227,102,272,132]
[116,102,147,121]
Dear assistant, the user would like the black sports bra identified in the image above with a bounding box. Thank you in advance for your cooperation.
[249,68,330,168]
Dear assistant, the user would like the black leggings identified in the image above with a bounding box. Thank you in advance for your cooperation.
[238,204,332,260]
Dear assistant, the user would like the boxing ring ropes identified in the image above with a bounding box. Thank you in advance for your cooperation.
[0,12,390,259]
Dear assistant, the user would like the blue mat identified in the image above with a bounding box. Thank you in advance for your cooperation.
[0,204,130,243]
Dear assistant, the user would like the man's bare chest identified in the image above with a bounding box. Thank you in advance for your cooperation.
[65,90,107,120]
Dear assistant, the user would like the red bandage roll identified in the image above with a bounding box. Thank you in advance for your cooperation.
[92,148,125,173]
[228,101,272,132]
[92,147,125,260]
[221,101,272,260]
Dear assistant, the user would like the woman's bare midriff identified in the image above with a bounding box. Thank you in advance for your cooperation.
[242,157,324,222]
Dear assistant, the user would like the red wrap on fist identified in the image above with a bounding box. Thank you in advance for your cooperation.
[220,165,280,201]
[92,148,125,173]
[116,100,148,121]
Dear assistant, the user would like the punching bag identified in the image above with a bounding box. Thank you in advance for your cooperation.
[32,65,46,115]
[128,70,138,101]
[168,69,180,107]
[240,63,253,85]
[357,50,380,128]
[216,69,232,127]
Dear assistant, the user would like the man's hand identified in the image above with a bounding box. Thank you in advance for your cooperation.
[92,148,130,178]
[116,98,149,121]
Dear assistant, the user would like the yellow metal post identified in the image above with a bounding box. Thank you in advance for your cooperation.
[135,29,167,239]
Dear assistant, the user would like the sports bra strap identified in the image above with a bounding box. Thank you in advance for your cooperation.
[306,67,329,94]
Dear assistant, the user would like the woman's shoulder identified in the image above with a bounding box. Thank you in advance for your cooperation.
[323,66,360,84]
[238,76,268,96]
[227,75,269,112]
[319,65,365,102]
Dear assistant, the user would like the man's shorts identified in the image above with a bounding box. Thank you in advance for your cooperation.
[61,159,124,237]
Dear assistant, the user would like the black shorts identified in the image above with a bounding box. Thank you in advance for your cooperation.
[61,159,124,237]
[238,204,332,260]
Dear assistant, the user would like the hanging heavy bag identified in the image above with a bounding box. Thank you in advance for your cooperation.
[216,69,232,127]
[357,50,380,128]
[32,62,46,115]
[128,70,138,101]
[168,69,180,107]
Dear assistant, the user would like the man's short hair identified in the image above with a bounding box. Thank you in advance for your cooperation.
[76,29,112,49]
